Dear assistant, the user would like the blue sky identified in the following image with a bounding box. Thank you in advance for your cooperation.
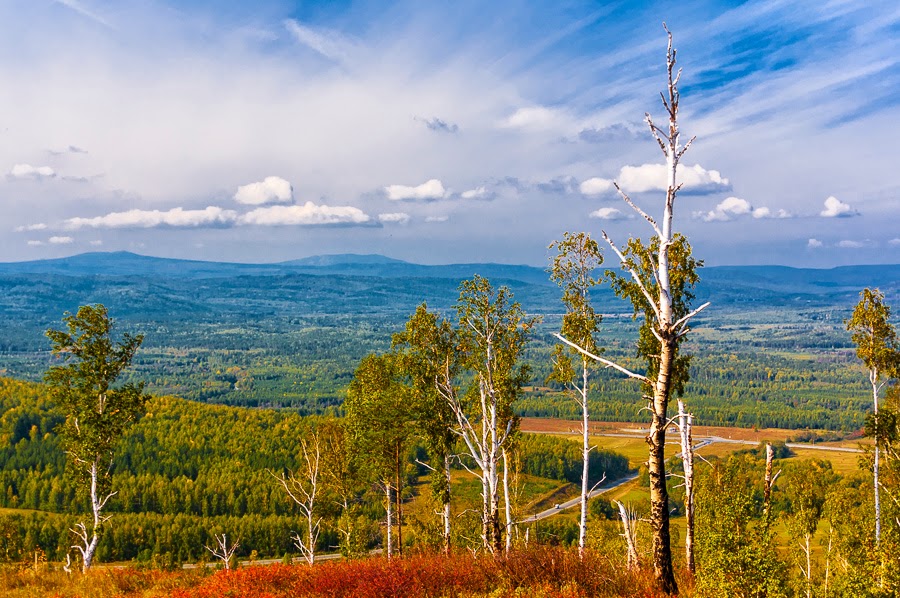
[1,0,898,267]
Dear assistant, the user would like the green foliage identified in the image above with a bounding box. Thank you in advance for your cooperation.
[846,288,900,379]
[548,232,603,387]
[695,453,787,598]
[44,305,147,487]
[516,434,629,484]
[605,233,701,396]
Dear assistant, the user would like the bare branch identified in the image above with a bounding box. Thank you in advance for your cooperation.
[613,182,662,236]
[674,301,711,332]
[553,333,649,383]
[601,231,662,323]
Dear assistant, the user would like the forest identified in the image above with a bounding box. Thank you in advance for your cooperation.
[1,29,899,598]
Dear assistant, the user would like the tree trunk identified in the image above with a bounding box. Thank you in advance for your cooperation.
[871,370,881,546]
[385,482,393,558]
[579,358,590,558]
[677,400,695,575]
[396,445,403,556]
[443,454,452,554]
[648,336,678,595]
[503,449,512,553]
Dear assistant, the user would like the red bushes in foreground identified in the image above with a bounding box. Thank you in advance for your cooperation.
[168,548,674,598]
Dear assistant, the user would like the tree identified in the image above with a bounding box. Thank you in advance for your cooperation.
[548,231,604,557]
[454,276,538,553]
[393,303,459,554]
[44,304,146,572]
[554,27,707,593]
[345,353,414,557]
[270,429,322,565]
[846,287,900,549]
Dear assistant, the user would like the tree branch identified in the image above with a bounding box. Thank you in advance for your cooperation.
[553,333,649,383]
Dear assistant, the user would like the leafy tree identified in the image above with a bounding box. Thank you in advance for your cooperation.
[392,303,459,553]
[846,288,900,549]
[548,231,604,556]
[44,304,146,572]
[345,353,414,557]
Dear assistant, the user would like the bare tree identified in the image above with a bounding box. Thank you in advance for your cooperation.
[675,400,696,574]
[270,432,322,565]
[554,25,707,593]
[205,533,240,570]
[763,443,780,527]
[615,500,640,571]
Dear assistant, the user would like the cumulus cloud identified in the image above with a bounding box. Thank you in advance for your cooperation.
[417,117,459,133]
[618,163,730,194]
[239,202,370,226]
[378,212,411,224]
[14,223,47,232]
[589,207,629,220]
[66,206,238,229]
[8,164,56,180]
[234,176,293,206]
[751,207,793,219]
[579,177,615,196]
[820,196,858,218]
[889,238,900,247]
[49,236,74,244]
[695,197,794,222]
[461,186,489,199]
[838,240,867,248]
[26,240,44,246]
[385,179,446,201]
[808,238,824,248]
[425,215,448,223]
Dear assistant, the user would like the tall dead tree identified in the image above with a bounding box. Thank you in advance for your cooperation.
[205,533,239,570]
[270,432,322,565]
[556,26,707,594]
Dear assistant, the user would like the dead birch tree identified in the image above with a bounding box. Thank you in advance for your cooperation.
[548,232,604,558]
[555,26,707,593]
[454,276,537,554]
[270,432,322,565]
[675,399,696,574]
[205,533,239,570]
[615,500,640,571]
[44,304,146,573]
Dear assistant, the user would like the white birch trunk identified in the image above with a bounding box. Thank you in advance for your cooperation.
[579,358,590,558]
[503,449,512,553]
[385,482,393,558]
[872,368,881,546]
[677,400,695,573]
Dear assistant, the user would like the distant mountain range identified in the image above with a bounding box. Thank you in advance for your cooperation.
[0,252,897,319]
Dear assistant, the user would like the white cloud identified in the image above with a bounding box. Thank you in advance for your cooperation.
[807,238,823,248]
[378,212,410,225]
[698,196,753,222]
[461,186,488,199]
[66,206,238,229]
[89,240,103,246]
[579,177,614,196]
[239,202,370,226]
[9,164,56,179]
[617,163,730,194]
[234,176,293,206]
[425,215,448,223]
[385,179,446,201]
[820,196,858,218]
[752,207,793,219]
[14,223,47,232]
[889,238,900,247]
[48,236,73,244]
[589,207,628,220]
[26,240,44,246]
[501,106,563,130]
[838,240,866,248]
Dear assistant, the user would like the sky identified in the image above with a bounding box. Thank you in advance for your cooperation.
[1,0,898,268]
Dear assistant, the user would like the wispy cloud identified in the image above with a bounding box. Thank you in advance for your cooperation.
[49,235,74,244]
[284,19,358,65]
[14,223,47,232]
[53,0,112,28]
